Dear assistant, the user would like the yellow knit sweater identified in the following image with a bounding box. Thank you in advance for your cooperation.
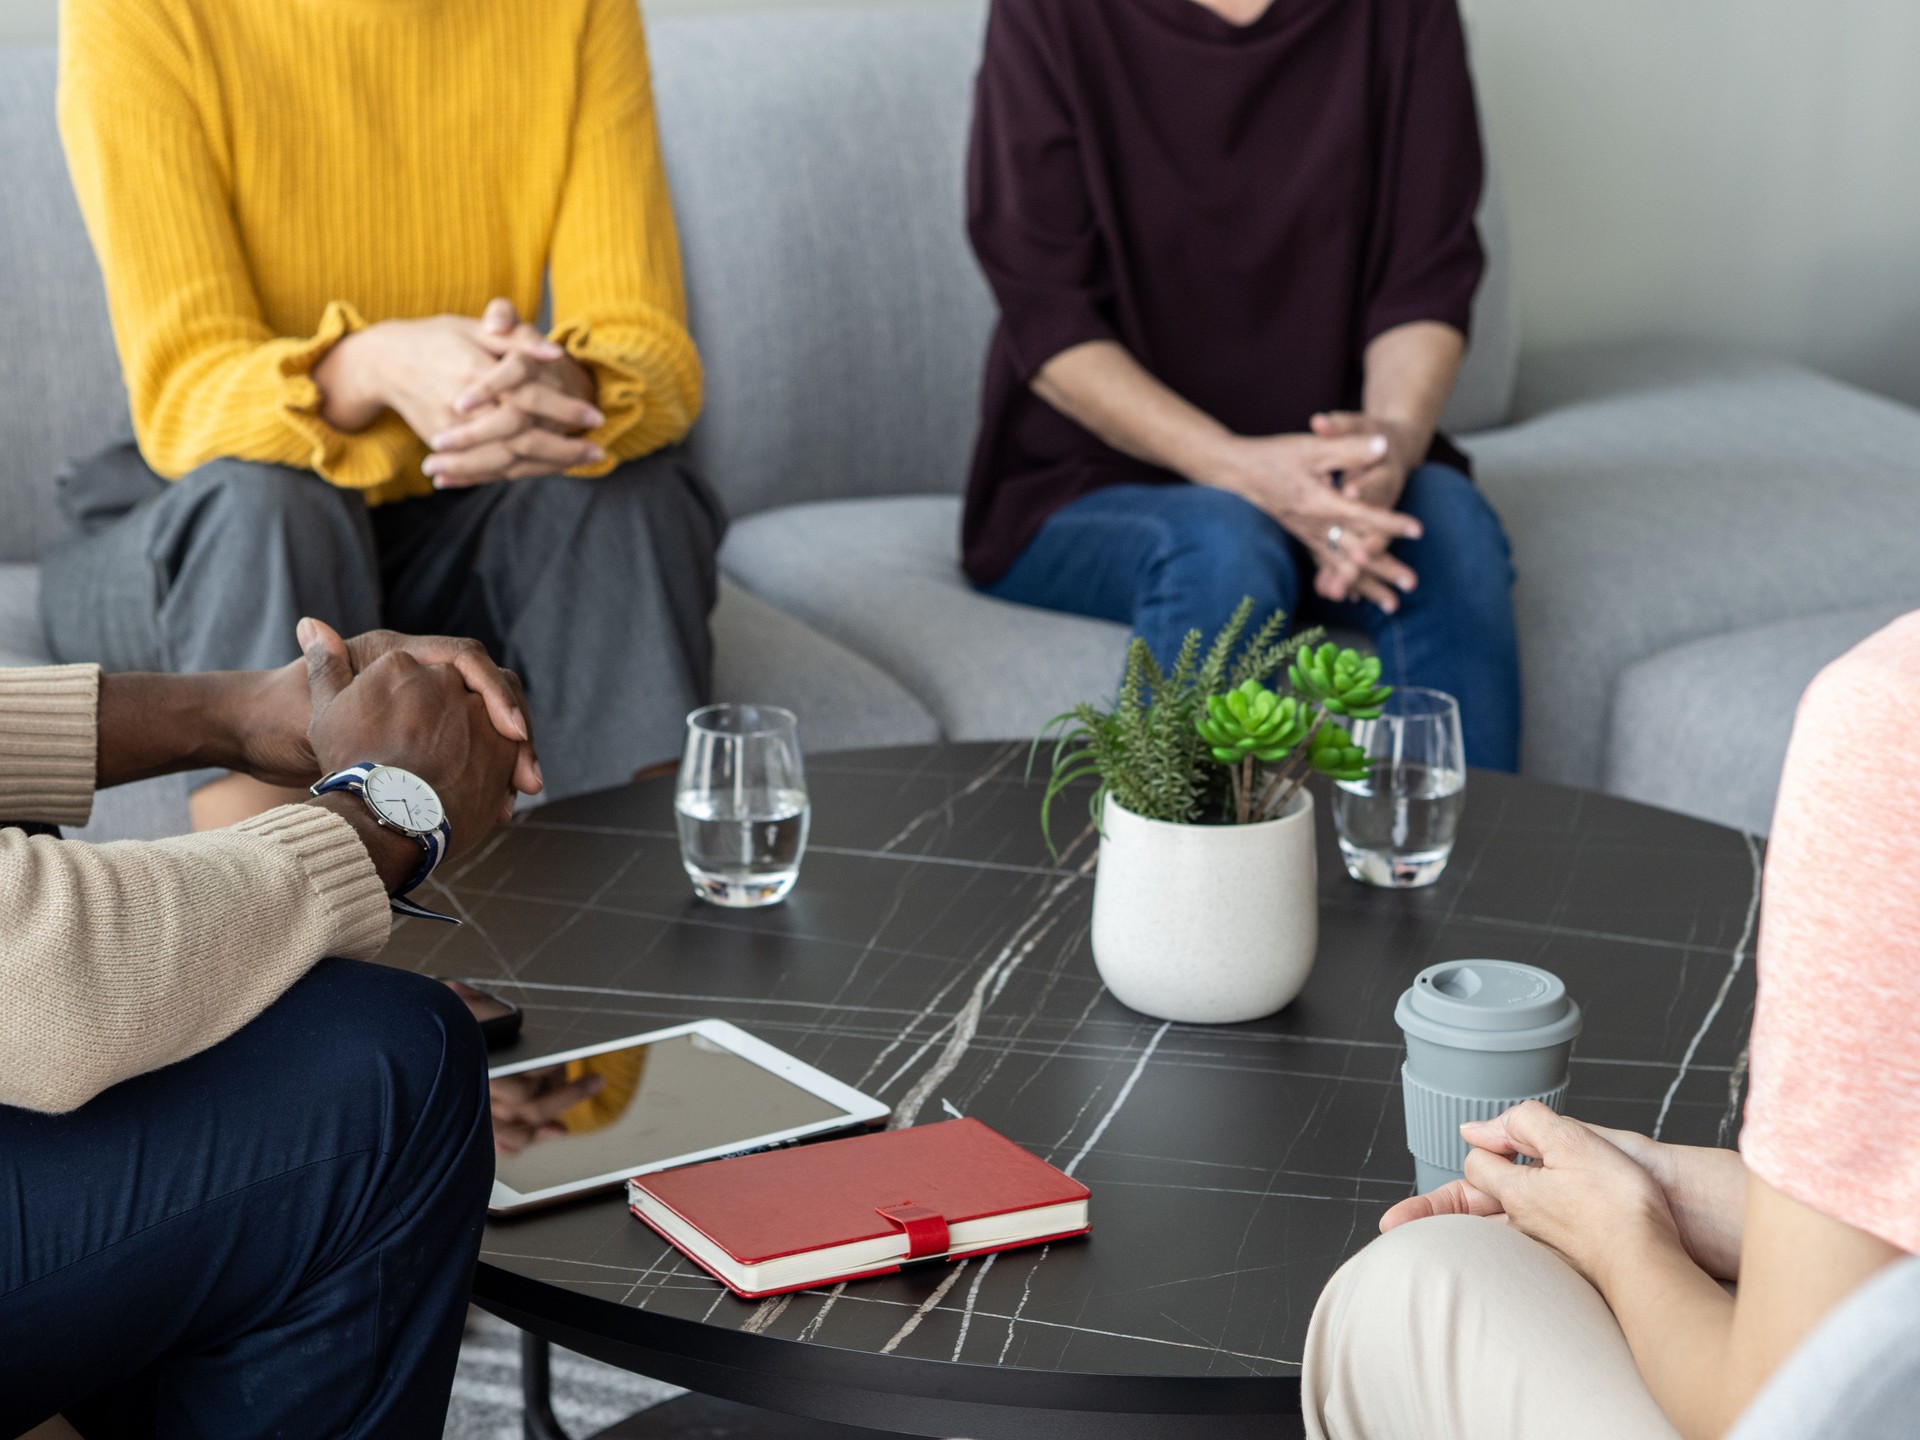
[58,0,702,506]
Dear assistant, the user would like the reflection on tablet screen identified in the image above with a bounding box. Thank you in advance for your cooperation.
[493,1032,845,1195]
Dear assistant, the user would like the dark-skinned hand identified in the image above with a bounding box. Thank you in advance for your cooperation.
[303,644,522,862]
[220,620,542,814]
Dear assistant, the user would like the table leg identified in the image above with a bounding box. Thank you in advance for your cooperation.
[521,1329,575,1440]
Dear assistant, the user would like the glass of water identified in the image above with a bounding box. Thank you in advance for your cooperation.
[1330,687,1466,889]
[675,704,810,907]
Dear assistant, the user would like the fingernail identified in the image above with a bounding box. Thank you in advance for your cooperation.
[453,394,476,414]
[532,759,546,789]
[584,445,605,462]
[584,408,605,427]
[510,706,528,740]
[1370,436,1388,456]
[538,343,564,360]
[422,458,440,476]
[430,433,450,450]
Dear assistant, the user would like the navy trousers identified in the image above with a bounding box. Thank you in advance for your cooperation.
[0,960,492,1439]
[986,466,1523,772]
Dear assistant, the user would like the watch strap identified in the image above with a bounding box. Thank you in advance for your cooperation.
[311,762,459,926]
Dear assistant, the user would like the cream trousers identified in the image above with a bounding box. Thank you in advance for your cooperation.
[1302,1215,1682,1440]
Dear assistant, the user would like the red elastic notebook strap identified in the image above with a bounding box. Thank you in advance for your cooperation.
[876,1203,950,1260]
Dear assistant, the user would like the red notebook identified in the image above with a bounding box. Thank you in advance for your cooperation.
[627,1118,1091,1298]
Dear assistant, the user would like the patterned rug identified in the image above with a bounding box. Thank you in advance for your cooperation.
[444,1308,682,1439]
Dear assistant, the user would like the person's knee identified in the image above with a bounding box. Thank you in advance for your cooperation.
[1395,467,1515,620]
[287,961,490,1172]
[1401,467,1511,568]
[1306,1217,1549,1438]
[176,460,365,536]
[1145,486,1296,612]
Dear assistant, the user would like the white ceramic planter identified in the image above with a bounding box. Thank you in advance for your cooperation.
[1089,791,1318,1024]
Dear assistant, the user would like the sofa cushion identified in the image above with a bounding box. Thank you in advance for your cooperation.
[1604,600,1915,836]
[0,46,133,564]
[710,577,939,752]
[1469,340,1920,790]
[648,0,1517,523]
[720,496,1130,740]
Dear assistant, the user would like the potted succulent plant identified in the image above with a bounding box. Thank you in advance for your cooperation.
[1037,600,1390,1024]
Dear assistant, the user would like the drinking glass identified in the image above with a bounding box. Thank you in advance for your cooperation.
[1330,687,1466,888]
[674,704,810,907]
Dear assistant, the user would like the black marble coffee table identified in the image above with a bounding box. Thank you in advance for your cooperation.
[384,743,1761,1439]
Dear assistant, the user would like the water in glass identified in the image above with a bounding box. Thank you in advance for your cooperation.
[676,704,809,907]
[1331,687,1466,888]
[1333,761,1465,887]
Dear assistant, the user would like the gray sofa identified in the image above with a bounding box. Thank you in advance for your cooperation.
[3,0,1917,843]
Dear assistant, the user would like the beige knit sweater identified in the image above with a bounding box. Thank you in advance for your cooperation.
[0,666,391,1114]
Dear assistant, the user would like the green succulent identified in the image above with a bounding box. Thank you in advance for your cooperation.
[1288,643,1392,720]
[1194,680,1309,764]
[1306,721,1370,783]
[1033,597,1397,843]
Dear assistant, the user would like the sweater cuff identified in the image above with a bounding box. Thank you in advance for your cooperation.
[233,803,392,960]
[276,299,422,489]
[552,313,703,469]
[0,665,100,828]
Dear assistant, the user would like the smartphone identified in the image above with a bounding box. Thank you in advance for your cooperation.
[441,978,525,1049]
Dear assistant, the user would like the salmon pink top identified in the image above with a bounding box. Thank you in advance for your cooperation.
[1742,611,1920,1252]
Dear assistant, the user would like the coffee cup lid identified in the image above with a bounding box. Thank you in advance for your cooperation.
[1395,960,1583,1052]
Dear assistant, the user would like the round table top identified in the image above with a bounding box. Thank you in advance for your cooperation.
[384,743,1760,1438]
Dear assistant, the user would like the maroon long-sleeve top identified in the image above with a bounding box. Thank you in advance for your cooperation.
[962,0,1486,586]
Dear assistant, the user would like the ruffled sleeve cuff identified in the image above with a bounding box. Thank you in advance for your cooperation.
[0,665,100,828]
[275,300,425,491]
[551,309,704,470]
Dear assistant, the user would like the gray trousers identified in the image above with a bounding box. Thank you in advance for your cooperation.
[40,445,726,801]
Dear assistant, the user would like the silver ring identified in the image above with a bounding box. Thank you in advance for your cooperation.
[1326,524,1344,553]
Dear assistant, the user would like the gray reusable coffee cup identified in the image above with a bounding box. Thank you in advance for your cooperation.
[1395,960,1583,1193]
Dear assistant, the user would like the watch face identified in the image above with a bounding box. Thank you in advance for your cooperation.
[364,766,446,836]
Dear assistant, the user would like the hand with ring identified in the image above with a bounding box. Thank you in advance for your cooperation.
[1203,432,1422,611]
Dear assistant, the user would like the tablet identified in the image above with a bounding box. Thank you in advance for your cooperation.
[486,1020,890,1215]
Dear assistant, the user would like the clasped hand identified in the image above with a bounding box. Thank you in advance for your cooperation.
[316,297,606,487]
[1213,412,1427,612]
[231,619,543,842]
[1380,1101,1750,1289]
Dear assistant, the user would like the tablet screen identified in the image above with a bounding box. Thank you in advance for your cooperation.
[492,1031,847,1197]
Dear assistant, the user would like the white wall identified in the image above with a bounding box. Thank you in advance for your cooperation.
[1461,0,1920,405]
[6,0,1916,404]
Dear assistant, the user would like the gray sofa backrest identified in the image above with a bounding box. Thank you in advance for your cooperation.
[0,45,130,563]
[0,0,1516,555]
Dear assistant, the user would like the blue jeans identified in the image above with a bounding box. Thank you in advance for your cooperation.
[987,466,1522,771]
[0,959,492,1439]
